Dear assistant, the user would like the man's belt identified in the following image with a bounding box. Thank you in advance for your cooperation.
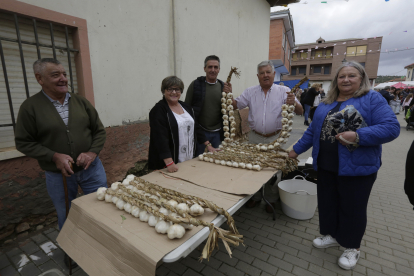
[253,130,280,138]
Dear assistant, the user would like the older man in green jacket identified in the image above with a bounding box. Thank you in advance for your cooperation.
[15,58,107,269]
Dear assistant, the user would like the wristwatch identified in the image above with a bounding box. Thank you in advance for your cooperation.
[355,132,360,144]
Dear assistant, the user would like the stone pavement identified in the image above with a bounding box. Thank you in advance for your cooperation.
[1,113,413,276]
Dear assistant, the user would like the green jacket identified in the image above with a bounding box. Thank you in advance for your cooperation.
[15,91,106,172]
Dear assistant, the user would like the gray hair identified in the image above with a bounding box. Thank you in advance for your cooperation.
[204,55,220,67]
[384,86,390,90]
[257,61,275,74]
[33,58,61,75]
[323,61,371,104]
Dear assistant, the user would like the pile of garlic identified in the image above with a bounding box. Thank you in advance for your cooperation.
[221,92,236,143]
[197,102,297,172]
[96,175,205,240]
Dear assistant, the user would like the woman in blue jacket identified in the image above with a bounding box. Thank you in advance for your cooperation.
[289,61,400,270]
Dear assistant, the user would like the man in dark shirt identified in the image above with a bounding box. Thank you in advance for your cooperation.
[378,86,394,104]
[185,55,232,155]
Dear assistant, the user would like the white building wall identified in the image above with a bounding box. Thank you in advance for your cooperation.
[19,0,270,127]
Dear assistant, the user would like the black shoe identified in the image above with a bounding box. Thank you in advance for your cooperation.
[246,199,260,208]
[64,253,78,269]
[304,121,309,126]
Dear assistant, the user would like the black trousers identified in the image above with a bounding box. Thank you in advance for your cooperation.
[317,168,377,248]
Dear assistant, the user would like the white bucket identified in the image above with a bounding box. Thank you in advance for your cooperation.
[278,175,318,220]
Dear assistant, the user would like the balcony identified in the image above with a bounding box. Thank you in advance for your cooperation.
[267,0,301,6]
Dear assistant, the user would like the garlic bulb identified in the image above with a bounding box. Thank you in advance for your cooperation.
[274,142,280,147]
[122,179,131,185]
[97,187,107,200]
[221,103,227,109]
[220,160,226,166]
[155,220,170,234]
[139,211,150,222]
[260,146,268,151]
[288,127,293,132]
[159,207,170,216]
[180,223,194,230]
[268,145,274,150]
[148,215,159,227]
[287,133,291,137]
[282,125,288,130]
[226,161,232,166]
[131,206,141,217]
[226,99,232,105]
[116,199,125,210]
[189,204,204,216]
[230,121,236,127]
[221,98,226,103]
[198,154,204,160]
[288,120,293,126]
[222,92,227,97]
[111,182,120,191]
[282,104,288,111]
[111,196,119,204]
[222,109,228,115]
[124,203,132,214]
[253,165,262,171]
[227,105,233,111]
[105,194,112,203]
[282,118,288,124]
[209,158,214,163]
[203,157,209,162]
[288,106,295,112]
[149,195,159,201]
[215,159,221,164]
[167,200,178,208]
[230,128,236,134]
[167,224,186,239]
[177,203,190,213]
[239,163,246,168]
[278,138,284,143]
[223,120,229,126]
[151,204,159,211]
[224,132,230,138]
[232,162,239,168]
[246,164,253,170]
[281,111,288,118]
[223,126,229,132]
[288,113,294,119]
[227,93,233,99]
[281,131,288,137]
[229,116,235,122]
[256,145,260,150]
[126,174,135,180]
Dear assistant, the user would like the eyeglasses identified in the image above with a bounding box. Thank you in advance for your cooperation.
[166,88,182,93]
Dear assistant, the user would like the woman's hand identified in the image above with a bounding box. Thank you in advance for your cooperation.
[288,150,299,159]
[207,144,217,153]
[167,163,179,173]
[335,131,357,145]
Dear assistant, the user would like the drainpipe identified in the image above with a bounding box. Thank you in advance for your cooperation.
[171,0,176,75]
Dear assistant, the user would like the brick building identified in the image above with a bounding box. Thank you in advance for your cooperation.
[283,37,382,92]
[269,10,295,82]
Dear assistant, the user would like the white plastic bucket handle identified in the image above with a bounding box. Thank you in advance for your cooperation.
[295,190,310,195]
[293,175,306,180]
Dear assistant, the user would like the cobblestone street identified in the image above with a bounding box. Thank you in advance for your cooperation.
[0,114,412,276]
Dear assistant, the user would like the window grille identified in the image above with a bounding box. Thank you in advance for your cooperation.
[0,12,79,150]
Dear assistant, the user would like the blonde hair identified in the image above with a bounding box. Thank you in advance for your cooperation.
[311,83,320,89]
[323,61,371,104]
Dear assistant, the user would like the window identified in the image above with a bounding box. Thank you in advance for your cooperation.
[347,45,367,56]
[291,68,296,75]
[298,66,306,75]
[324,65,331,75]
[315,50,323,59]
[325,49,332,59]
[282,33,286,49]
[313,66,322,74]
[291,66,306,76]
[300,52,307,59]
[0,4,92,156]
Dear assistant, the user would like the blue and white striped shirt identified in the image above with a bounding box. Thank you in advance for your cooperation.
[42,91,71,126]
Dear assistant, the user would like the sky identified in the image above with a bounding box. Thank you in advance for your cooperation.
[271,0,414,77]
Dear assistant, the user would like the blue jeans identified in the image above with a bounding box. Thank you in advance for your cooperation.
[195,130,221,156]
[45,156,107,229]
[304,104,311,121]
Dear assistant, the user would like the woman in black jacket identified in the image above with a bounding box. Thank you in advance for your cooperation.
[302,83,321,126]
[148,76,213,172]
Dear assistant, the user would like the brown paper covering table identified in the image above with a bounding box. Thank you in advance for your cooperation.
[56,158,277,276]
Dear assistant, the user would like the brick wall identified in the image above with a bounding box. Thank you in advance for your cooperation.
[269,19,284,61]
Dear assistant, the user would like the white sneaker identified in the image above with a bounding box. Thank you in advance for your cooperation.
[312,235,339,248]
[338,249,360,270]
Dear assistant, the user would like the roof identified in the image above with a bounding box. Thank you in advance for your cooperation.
[295,36,383,47]
[405,63,414,69]
[270,9,295,47]
[267,0,301,6]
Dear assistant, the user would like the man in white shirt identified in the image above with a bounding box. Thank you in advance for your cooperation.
[232,60,303,212]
